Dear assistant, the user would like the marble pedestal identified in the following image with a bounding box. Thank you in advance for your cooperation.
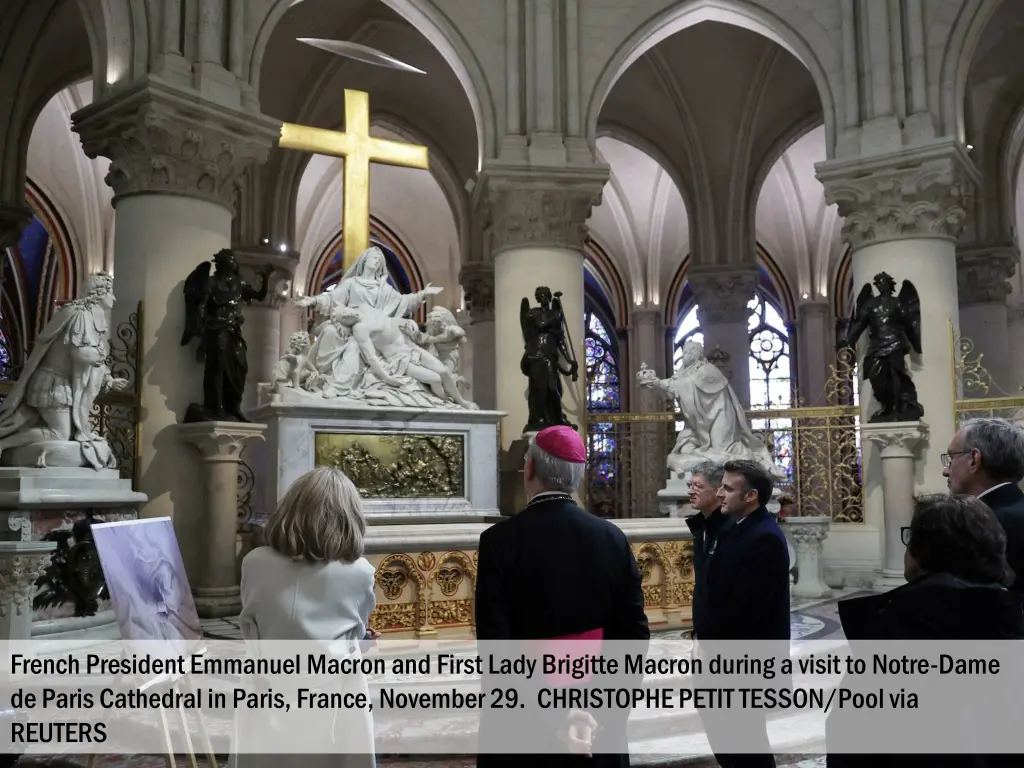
[862,421,928,590]
[250,402,504,521]
[0,541,57,642]
[0,467,146,638]
[177,421,266,618]
[784,516,832,598]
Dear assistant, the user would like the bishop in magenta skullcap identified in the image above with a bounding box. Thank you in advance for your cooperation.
[534,425,587,464]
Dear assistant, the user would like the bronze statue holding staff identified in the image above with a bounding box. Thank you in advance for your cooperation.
[520,286,579,433]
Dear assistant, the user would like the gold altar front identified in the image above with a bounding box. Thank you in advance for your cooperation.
[364,536,696,638]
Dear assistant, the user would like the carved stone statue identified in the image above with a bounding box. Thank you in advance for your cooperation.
[181,248,273,423]
[259,245,477,410]
[271,331,317,394]
[520,286,579,433]
[0,273,131,469]
[837,271,924,423]
[637,341,783,481]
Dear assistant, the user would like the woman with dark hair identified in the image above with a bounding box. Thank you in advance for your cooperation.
[826,494,1024,768]
[838,493,1023,640]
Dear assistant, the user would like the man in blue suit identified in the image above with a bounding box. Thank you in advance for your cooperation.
[696,459,790,767]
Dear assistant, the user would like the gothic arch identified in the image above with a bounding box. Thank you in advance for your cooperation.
[586,0,839,158]
[584,238,628,329]
[250,0,496,165]
[832,245,854,322]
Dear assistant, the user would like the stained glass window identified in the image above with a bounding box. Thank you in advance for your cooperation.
[584,304,620,518]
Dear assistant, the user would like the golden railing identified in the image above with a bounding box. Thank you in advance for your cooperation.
[951,320,1024,424]
[745,406,863,523]
[584,412,675,517]
[584,405,864,522]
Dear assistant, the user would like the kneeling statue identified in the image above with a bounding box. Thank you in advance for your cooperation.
[0,273,131,470]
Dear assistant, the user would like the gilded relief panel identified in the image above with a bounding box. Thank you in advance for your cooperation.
[367,538,694,637]
[314,432,465,498]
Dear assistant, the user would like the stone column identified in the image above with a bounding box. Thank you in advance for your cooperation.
[73,82,279,582]
[796,301,833,405]
[956,245,1017,397]
[461,262,496,410]
[818,141,977,497]
[687,266,757,408]
[0,541,56,642]
[626,308,670,516]
[1009,305,1024,393]
[784,517,833,599]
[862,422,928,589]
[627,308,666,409]
[176,422,266,617]
[480,170,606,447]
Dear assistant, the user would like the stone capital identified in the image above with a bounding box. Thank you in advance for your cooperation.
[0,203,32,250]
[177,422,267,462]
[688,267,757,325]
[956,244,1019,306]
[460,262,495,323]
[0,541,57,617]
[862,421,929,459]
[476,164,607,255]
[73,79,281,212]
[783,516,831,547]
[629,308,663,329]
[816,140,979,251]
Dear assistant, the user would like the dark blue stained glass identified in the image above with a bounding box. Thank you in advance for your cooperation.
[585,310,619,414]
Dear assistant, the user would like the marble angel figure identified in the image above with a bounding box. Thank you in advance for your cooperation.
[637,340,782,479]
[0,273,131,470]
[415,307,467,388]
[295,246,442,326]
[271,332,319,394]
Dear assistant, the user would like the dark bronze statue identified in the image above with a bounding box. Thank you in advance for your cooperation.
[520,286,579,433]
[837,271,924,423]
[181,249,273,423]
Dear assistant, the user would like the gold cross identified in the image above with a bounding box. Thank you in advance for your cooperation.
[279,89,429,272]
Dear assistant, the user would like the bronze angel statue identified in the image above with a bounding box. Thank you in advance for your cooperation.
[837,271,924,423]
[520,286,579,433]
[181,249,273,423]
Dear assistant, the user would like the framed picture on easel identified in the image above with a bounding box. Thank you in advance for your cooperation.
[91,517,203,644]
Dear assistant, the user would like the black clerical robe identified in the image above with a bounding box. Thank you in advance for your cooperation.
[475,492,650,768]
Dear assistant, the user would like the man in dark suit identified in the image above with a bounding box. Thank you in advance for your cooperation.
[943,417,1024,591]
[683,460,727,637]
[696,459,790,768]
[475,425,650,768]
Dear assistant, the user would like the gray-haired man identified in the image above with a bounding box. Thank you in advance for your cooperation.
[684,461,727,637]
[943,417,1024,591]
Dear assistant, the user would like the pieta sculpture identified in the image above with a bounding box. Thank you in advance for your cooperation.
[520,286,578,433]
[836,271,923,423]
[637,341,783,481]
[260,245,477,410]
[181,248,274,423]
[0,273,131,469]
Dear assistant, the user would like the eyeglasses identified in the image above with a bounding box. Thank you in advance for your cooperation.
[901,526,911,546]
[940,451,970,469]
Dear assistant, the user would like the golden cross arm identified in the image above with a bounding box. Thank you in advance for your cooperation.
[277,89,429,272]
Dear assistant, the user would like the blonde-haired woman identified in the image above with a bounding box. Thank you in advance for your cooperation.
[233,466,376,768]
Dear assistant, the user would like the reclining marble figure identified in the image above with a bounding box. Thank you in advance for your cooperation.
[637,340,783,481]
[0,273,131,469]
[263,245,477,410]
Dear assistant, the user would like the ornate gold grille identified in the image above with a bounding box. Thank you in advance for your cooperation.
[584,413,674,518]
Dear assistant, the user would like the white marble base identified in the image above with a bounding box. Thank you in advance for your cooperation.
[0,467,146,508]
[784,516,833,599]
[250,402,505,521]
[362,516,693,554]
